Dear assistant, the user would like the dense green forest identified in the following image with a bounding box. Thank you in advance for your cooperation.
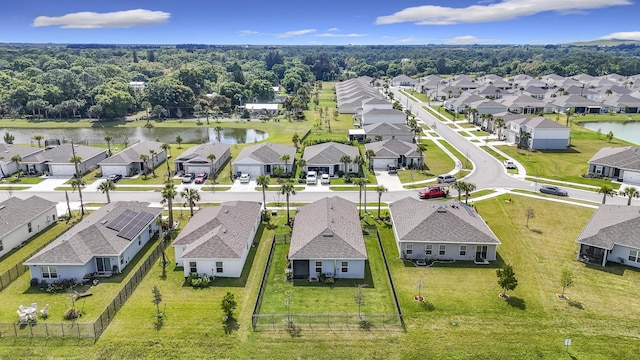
[1,43,640,120]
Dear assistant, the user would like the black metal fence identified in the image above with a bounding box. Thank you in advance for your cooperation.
[251,234,279,330]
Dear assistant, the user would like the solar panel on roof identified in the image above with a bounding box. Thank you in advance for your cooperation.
[106,209,136,232]
[117,211,155,241]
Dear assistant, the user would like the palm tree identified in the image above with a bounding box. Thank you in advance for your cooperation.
[181,187,200,217]
[365,149,376,171]
[353,177,367,216]
[256,174,270,215]
[10,155,22,177]
[598,185,616,204]
[452,181,465,201]
[33,135,44,148]
[375,185,388,219]
[619,186,640,205]
[161,182,177,227]
[214,126,223,142]
[104,135,113,155]
[98,179,116,203]
[565,108,574,127]
[494,118,505,140]
[462,181,476,204]
[340,155,352,174]
[297,159,307,176]
[69,154,85,215]
[70,177,86,217]
[139,154,149,179]
[280,154,291,177]
[175,135,183,149]
[207,153,216,184]
[280,182,296,226]
[417,143,428,170]
[160,143,171,179]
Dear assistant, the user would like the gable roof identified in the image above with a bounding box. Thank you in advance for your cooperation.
[174,143,230,165]
[25,202,161,265]
[0,196,57,235]
[507,116,568,130]
[22,144,106,164]
[389,197,500,245]
[365,139,420,158]
[99,141,164,165]
[233,142,296,165]
[576,205,640,250]
[588,146,640,170]
[288,197,367,260]
[0,144,42,163]
[363,122,413,136]
[173,201,261,259]
[303,142,359,165]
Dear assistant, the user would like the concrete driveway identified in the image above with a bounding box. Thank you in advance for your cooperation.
[374,170,404,191]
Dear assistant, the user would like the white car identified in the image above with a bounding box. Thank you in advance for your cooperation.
[503,160,516,169]
[239,173,250,183]
[306,171,317,185]
[320,173,330,185]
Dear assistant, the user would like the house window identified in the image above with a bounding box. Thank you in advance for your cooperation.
[629,250,640,263]
[120,255,124,265]
[216,262,223,273]
[406,244,413,255]
[459,245,467,256]
[0,239,3,252]
[189,262,197,273]
[425,245,432,255]
[594,165,603,175]
[439,245,446,256]
[315,261,322,274]
[28,222,32,233]
[41,266,58,279]
[341,261,349,273]
[52,214,56,221]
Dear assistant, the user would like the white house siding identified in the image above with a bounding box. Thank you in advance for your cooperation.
[0,207,57,258]
[531,138,569,150]
[607,245,640,268]
[181,258,245,278]
[305,259,365,279]
[400,242,497,261]
[101,165,129,177]
[119,222,158,270]
[372,157,397,170]
[29,263,94,284]
[185,166,211,175]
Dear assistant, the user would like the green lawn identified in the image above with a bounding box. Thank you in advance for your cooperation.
[439,139,472,171]
[1,176,45,185]
[397,140,455,183]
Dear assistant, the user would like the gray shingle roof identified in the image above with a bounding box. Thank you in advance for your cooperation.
[589,146,640,171]
[0,196,57,235]
[24,202,161,265]
[288,197,367,260]
[365,139,420,159]
[576,205,640,250]
[233,142,296,165]
[22,144,106,164]
[99,141,164,165]
[172,201,262,259]
[363,122,413,136]
[389,197,500,245]
[303,142,359,165]
[174,143,230,164]
[0,144,42,163]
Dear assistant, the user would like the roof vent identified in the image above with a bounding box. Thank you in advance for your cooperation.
[223,228,227,233]
[323,231,333,237]
[437,207,447,213]
[0,205,5,211]
[100,220,108,225]
[224,208,229,214]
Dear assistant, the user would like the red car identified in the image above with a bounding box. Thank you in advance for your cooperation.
[418,186,449,199]
[194,172,208,184]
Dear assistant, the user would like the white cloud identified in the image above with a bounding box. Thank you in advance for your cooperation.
[275,29,316,38]
[600,32,640,41]
[316,33,366,38]
[376,0,631,25]
[327,28,339,32]
[443,35,502,45]
[239,30,261,37]
[397,37,423,44]
[33,9,170,29]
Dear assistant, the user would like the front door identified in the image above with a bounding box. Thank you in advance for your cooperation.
[476,246,487,261]
[96,257,111,272]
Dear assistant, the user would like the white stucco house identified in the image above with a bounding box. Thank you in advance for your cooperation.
[362,122,414,142]
[0,196,58,259]
[389,198,500,263]
[21,143,107,176]
[98,141,167,177]
[587,146,640,183]
[0,144,42,177]
[172,201,262,278]
[288,197,367,279]
[25,201,162,283]
[576,205,640,268]
[232,142,296,178]
[365,139,422,170]
[302,142,360,176]
[173,143,231,177]
[504,116,570,150]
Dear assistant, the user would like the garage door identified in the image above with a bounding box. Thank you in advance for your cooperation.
[49,164,77,176]
[623,170,640,184]
[372,158,397,170]
[101,165,128,177]
[235,165,262,178]
[186,166,210,175]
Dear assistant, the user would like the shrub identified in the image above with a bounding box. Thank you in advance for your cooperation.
[64,308,81,320]
[47,279,77,293]
[187,273,211,288]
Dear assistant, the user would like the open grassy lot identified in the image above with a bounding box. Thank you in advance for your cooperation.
[397,140,455,183]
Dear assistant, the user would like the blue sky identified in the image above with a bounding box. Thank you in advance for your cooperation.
[1,0,639,45]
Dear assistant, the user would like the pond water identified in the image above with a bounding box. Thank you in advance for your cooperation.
[0,127,268,146]
[580,121,640,146]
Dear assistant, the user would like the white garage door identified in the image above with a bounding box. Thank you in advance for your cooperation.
[235,165,262,178]
[186,166,210,175]
[50,164,77,176]
[623,171,640,184]
[101,165,128,177]
[372,158,397,170]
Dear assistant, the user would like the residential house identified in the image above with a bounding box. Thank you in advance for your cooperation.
[504,116,570,150]
[98,141,167,177]
[390,74,417,87]
[0,144,42,177]
[244,103,279,115]
[0,196,57,258]
[172,201,262,278]
[288,197,367,279]
[601,94,640,114]
[576,205,640,268]
[500,94,552,115]
[389,198,500,262]
[25,201,162,283]
[232,142,296,178]
[365,139,422,170]
[21,143,107,176]
[302,142,360,176]
[588,146,640,183]
[362,122,414,142]
[173,143,231,177]
[552,94,605,114]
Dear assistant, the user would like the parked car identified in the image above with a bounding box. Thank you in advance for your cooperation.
[182,173,195,183]
[320,173,330,185]
[306,171,317,185]
[387,165,398,174]
[107,174,122,182]
[437,174,457,184]
[194,172,208,184]
[239,173,251,183]
[539,185,568,196]
[418,185,449,199]
[503,160,516,169]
